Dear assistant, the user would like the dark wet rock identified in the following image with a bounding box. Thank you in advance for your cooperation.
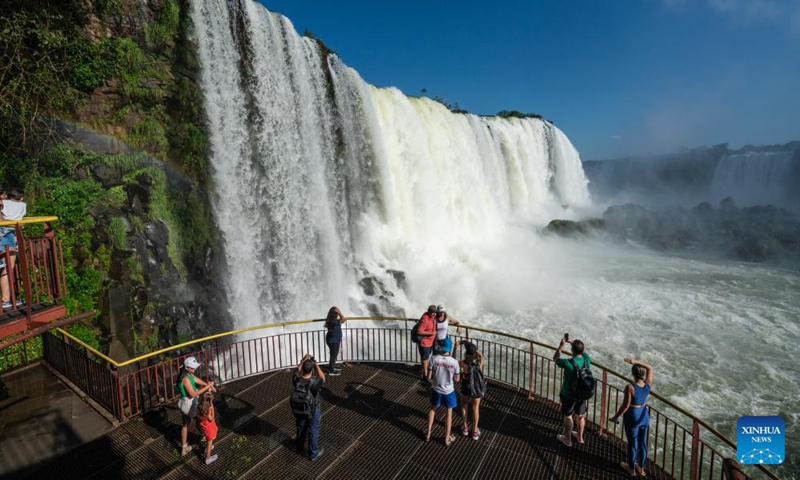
[549,201,800,263]
[387,269,407,291]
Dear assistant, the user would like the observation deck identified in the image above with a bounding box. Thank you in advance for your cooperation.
[0,319,779,480]
[0,217,70,344]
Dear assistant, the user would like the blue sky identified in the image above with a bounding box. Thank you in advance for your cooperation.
[260,0,800,160]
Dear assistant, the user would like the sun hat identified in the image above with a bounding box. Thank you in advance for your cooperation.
[440,337,453,353]
[437,304,446,313]
[184,356,201,369]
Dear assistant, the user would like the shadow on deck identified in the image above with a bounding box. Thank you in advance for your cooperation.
[14,363,670,480]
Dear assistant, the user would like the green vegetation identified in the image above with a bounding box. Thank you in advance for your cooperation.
[495,110,544,120]
[0,0,215,358]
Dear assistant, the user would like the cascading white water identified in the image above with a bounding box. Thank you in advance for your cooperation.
[710,151,796,207]
[190,0,590,325]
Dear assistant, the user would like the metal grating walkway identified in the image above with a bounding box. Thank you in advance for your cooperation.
[20,363,671,480]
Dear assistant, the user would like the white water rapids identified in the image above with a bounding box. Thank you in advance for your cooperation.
[191,1,798,477]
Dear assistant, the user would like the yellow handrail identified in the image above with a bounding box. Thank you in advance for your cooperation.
[54,317,747,463]
[0,216,59,227]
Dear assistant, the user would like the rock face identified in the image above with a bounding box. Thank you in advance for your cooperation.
[544,200,800,263]
[89,161,228,357]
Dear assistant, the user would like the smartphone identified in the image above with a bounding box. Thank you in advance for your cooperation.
[564,333,569,341]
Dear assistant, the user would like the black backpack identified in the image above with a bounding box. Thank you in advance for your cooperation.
[467,364,488,398]
[410,322,421,343]
[290,378,317,417]
[570,357,596,400]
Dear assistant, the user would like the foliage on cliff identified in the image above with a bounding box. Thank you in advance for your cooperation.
[0,0,217,355]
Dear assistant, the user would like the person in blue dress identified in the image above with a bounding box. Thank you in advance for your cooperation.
[611,357,654,477]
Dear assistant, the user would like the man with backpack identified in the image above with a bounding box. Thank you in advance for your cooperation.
[291,353,326,460]
[553,335,595,447]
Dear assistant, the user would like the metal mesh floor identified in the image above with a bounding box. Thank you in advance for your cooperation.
[22,363,671,480]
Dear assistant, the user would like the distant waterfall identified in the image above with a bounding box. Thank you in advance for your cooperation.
[710,152,797,207]
[190,0,591,326]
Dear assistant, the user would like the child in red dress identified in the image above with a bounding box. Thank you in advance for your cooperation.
[197,391,218,465]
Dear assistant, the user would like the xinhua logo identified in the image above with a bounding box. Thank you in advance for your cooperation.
[737,416,785,465]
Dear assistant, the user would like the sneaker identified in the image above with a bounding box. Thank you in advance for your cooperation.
[2,301,11,310]
[461,425,469,436]
[0,261,5,269]
[205,454,218,465]
[310,446,325,461]
[472,429,481,441]
[329,370,341,376]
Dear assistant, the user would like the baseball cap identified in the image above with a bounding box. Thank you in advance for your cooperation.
[464,341,477,355]
[184,356,201,369]
[437,304,446,313]
[440,337,453,353]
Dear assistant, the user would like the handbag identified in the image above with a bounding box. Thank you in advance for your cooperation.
[178,396,197,417]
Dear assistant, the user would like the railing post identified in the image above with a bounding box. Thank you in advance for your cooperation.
[690,420,700,480]
[15,224,33,326]
[528,342,534,399]
[599,370,608,435]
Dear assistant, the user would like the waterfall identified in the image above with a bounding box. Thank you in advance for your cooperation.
[190,0,592,326]
[710,152,798,207]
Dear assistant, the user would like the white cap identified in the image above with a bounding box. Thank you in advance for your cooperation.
[437,304,446,312]
[184,356,201,369]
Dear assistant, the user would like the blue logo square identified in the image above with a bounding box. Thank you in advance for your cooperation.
[737,416,785,465]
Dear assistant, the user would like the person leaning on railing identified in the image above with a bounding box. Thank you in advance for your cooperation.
[417,305,437,380]
[610,357,654,478]
[324,306,346,376]
[178,356,216,457]
[0,187,26,310]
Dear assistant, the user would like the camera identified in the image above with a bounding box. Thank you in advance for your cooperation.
[310,356,316,363]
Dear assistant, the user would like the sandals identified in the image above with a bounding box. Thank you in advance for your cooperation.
[556,434,572,447]
[635,466,647,477]
[620,461,636,477]
[181,444,192,457]
[445,434,456,447]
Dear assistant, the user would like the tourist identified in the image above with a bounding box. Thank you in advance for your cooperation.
[0,188,26,310]
[324,306,347,376]
[178,356,216,457]
[417,305,437,380]
[610,357,654,477]
[433,304,461,352]
[457,340,486,441]
[553,335,590,447]
[425,337,460,446]
[196,391,219,465]
[290,353,325,461]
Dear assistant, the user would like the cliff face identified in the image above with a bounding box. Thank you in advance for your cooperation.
[0,0,229,358]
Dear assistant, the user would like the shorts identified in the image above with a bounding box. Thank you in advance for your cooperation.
[0,231,17,249]
[418,345,432,360]
[560,394,587,416]
[461,384,472,397]
[429,390,457,409]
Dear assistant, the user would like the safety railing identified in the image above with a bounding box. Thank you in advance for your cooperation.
[0,216,67,328]
[45,317,779,480]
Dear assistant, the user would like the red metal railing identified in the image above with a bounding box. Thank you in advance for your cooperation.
[0,218,67,326]
[47,319,779,480]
